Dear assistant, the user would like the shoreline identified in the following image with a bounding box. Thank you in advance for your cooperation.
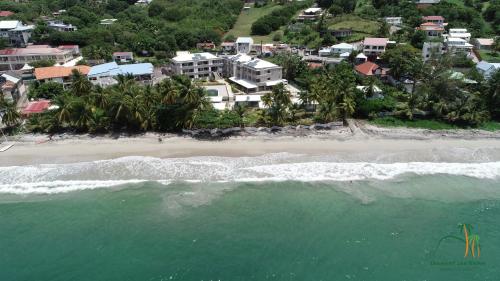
[2,121,500,166]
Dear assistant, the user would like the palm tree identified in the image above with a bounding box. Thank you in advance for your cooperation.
[335,86,356,126]
[156,79,179,105]
[233,102,247,127]
[88,85,111,109]
[52,92,75,125]
[0,98,20,128]
[70,69,93,96]
[261,83,292,126]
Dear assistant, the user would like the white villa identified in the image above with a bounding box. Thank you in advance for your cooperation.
[384,17,403,26]
[363,38,389,56]
[332,42,355,54]
[445,37,473,55]
[171,51,224,79]
[447,28,471,42]
[235,37,254,54]
[319,43,355,57]
[297,8,323,21]
[224,53,285,95]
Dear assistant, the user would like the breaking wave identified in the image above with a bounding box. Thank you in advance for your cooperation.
[1,153,500,194]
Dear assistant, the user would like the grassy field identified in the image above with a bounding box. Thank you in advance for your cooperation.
[328,15,380,42]
[225,3,282,43]
[370,117,500,131]
[479,50,500,63]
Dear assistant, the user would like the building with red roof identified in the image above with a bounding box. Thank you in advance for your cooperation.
[422,15,445,26]
[0,45,79,71]
[34,65,91,88]
[0,11,15,17]
[22,100,51,116]
[355,61,387,77]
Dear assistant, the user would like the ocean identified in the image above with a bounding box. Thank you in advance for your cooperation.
[1,153,499,280]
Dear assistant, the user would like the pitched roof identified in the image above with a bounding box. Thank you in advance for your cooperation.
[22,100,51,115]
[0,11,15,17]
[34,66,91,80]
[363,38,388,46]
[475,38,494,46]
[355,61,381,76]
[332,43,354,49]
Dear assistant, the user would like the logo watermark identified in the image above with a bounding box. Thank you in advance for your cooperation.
[430,223,486,270]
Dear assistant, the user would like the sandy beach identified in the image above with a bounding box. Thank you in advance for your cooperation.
[3,121,500,166]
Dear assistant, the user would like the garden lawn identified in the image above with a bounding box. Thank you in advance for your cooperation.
[328,15,380,42]
[226,3,282,43]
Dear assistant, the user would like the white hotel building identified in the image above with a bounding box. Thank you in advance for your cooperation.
[170,51,224,79]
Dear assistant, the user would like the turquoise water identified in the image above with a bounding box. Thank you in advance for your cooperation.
[1,176,499,280]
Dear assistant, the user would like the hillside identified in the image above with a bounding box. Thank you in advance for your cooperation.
[0,0,243,59]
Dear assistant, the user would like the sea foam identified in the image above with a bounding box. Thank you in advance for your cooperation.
[0,154,499,194]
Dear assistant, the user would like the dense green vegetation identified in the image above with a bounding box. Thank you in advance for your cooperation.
[225,2,282,41]
[251,1,310,35]
[1,0,243,59]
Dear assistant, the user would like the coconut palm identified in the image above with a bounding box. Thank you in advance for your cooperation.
[52,92,76,125]
[0,98,20,128]
[156,79,179,105]
[261,83,292,126]
[70,70,93,96]
[335,83,356,125]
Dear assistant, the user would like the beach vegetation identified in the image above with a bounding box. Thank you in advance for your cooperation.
[0,96,20,129]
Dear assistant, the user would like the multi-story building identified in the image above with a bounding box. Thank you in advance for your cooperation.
[0,20,33,47]
[171,51,224,79]
[445,37,473,55]
[447,28,471,42]
[362,38,389,56]
[224,53,284,94]
[422,42,444,61]
[0,45,78,71]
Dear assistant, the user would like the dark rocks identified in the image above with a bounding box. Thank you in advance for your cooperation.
[182,123,345,138]
[270,126,282,133]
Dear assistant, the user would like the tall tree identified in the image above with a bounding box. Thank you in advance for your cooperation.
[261,83,292,126]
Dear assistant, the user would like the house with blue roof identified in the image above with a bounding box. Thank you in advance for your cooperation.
[476,61,500,79]
[88,62,154,87]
